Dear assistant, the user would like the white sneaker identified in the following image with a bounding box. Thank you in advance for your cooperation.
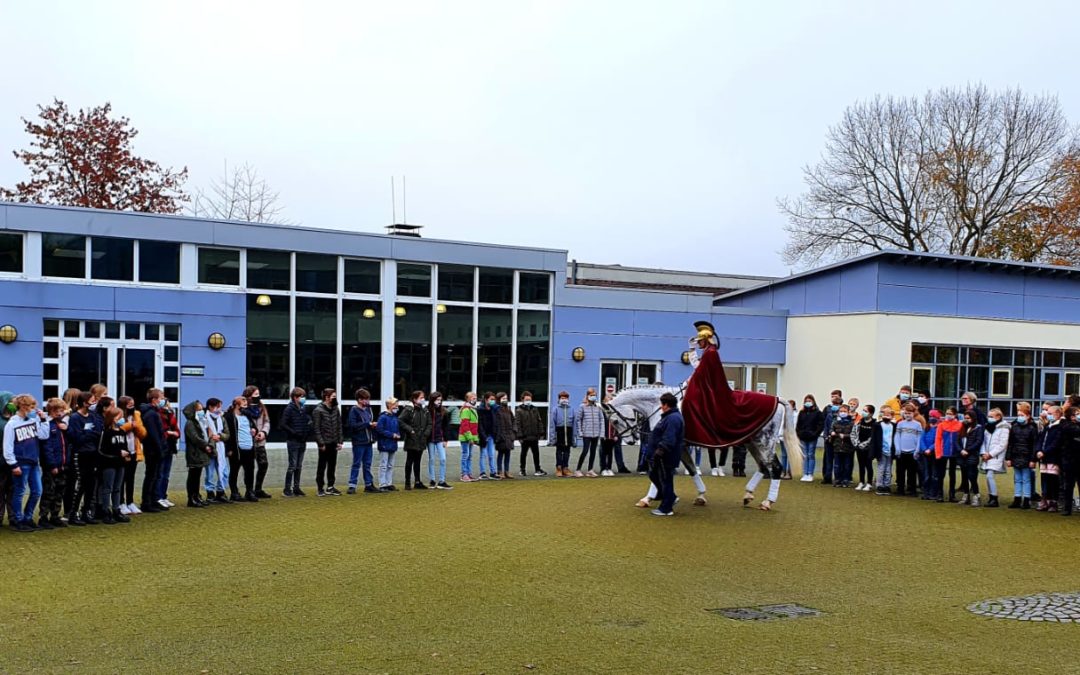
[718,467,726,477]
[157,498,171,509]
[863,484,873,492]
[855,482,864,491]
[119,504,131,515]
[800,475,813,482]
[128,503,142,514]
[696,466,703,476]
[163,499,176,508]
[710,467,719,477]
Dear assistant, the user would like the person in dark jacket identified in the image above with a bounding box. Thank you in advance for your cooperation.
[139,388,168,513]
[241,386,272,499]
[1006,402,1039,508]
[799,393,820,481]
[156,398,182,507]
[346,389,379,494]
[224,396,258,502]
[398,391,431,490]
[376,398,401,491]
[828,405,855,488]
[1036,406,1066,512]
[821,390,843,484]
[38,398,70,528]
[183,401,213,507]
[312,388,343,496]
[279,387,312,496]
[476,392,499,480]
[515,391,546,477]
[851,404,880,491]
[648,392,684,517]
[958,412,984,506]
[96,406,131,525]
[495,393,516,479]
[65,392,97,526]
[425,392,453,489]
[960,391,988,427]
[1058,406,1080,516]
[2,395,48,532]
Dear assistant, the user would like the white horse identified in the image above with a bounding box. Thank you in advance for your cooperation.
[604,384,801,511]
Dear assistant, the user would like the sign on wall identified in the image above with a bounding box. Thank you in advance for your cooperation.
[605,376,617,395]
[181,366,205,377]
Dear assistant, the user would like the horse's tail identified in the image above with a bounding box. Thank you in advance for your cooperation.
[782,400,803,477]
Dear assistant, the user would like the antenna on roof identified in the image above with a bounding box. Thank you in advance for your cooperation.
[403,175,407,225]
[386,174,423,237]
[391,176,397,224]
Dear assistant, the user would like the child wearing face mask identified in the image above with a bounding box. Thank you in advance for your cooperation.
[920,410,942,500]
[828,404,855,488]
[1006,402,1038,509]
[1035,406,1065,512]
[796,395,824,482]
[376,398,401,491]
[515,391,546,477]
[117,396,146,516]
[935,407,963,502]
[398,391,431,490]
[875,407,896,495]
[312,388,343,496]
[280,387,313,497]
[476,392,499,480]
[183,401,212,507]
[1059,406,1080,515]
[574,388,603,478]
[347,389,379,493]
[425,391,452,489]
[821,390,843,484]
[851,404,879,491]
[549,391,577,477]
[495,393,516,479]
[894,404,923,496]
[201,398,231,503]
[458,393,479,482]
[958,411,984,506]
[980,407,1009,508]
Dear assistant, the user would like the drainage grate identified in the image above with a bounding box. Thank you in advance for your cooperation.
[968,592,1080,622]
[707,603,822,622]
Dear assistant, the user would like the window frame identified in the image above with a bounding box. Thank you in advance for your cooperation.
[990,368,1012,399]
[0,231,25,276]
[197,245,242,287]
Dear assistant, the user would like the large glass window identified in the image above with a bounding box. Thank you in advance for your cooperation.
[42,233,86,278]
[344,259,380,294]
[519,272,551,304]
[91,237,134,281]
[296,253,337,294]
[198,247,240,285]
[247,249,290,290]
[397,263,431,297]
[438,264,474,302]
[138,241,180,283]
[479,267,513,304]
[246,294,291,400]
[436,305,473,401]
[295,297,337,398]
[477,308,512,395]
[394,303,432,399]
[0,232,23,273]
[516,310,550,400]
[342,300,381,400]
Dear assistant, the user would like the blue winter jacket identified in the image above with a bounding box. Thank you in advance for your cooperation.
[648,409,684,468]
[68,410,101,454]
[376,411,400,453]
[40,419,69,469]
[347,405,376,445]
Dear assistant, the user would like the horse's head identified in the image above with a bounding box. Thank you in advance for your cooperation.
[602,401,639,441]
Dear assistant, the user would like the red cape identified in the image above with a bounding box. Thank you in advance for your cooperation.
[683,346,778,448]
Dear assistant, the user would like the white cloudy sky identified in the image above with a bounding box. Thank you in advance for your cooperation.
[2,0,1078,275]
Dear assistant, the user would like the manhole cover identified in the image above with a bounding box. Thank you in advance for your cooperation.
[707,603,822,622]
[968,592,1080,622]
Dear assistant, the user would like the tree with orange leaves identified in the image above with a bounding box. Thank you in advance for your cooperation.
[0,99,188,213]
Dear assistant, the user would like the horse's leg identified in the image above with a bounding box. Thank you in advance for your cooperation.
[752,437,784,510]
[680,448,707,505]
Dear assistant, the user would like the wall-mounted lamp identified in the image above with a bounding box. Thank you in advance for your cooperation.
[394,306,407,317]
[571,346,585,362]
[681,350,693,365]
[0,324,16,344]
[436,304,447,314]
[363,308,377,319]
[255,294,272,307]
[208,332,227,350]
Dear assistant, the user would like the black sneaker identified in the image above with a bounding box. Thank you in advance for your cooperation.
[519,470,527,477]
[328,487,342,496]
[12,521,32,533]
[293,488,306,497]
[429,480,436,488]
[617,468,631,474]
[415,481,428,490]
[114,512,131,523]
[347,487,357,495]
[38,518,55,530]
[405,483,413,491]
[50,516,67,528]
[69,514,86,526]
[187,499,204,508]
[437,482,453,490]
[245,492,259,502]
[317,490,328,497]
[365,486,381,494]
[378,486,391,492]
[230,493,243,502]
[283,489,294,497]
[255,490,273,499]
[101,515,116,525]
[385,485,398,492]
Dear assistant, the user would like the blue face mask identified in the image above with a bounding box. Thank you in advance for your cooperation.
[900,393,910,401]
[831,405,839,411]
[803,401,812,408]
[839,412,850,419]
[298,398,307,407]
[1017,415,1027,424]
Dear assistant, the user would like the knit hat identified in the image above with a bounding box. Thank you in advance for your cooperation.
[929,409,942,420]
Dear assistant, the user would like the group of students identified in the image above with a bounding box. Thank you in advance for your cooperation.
[795,385,1080,512]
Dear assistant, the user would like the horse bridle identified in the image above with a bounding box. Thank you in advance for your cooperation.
[603,382,688,442]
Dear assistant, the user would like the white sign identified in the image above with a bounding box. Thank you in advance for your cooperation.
[604,376,617,395]
[727,380,736,389]
[180,366,205,377]
[756,382,768,393]
[636,377,649,385]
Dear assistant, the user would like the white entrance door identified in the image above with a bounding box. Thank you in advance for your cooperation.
[62,342,163,401]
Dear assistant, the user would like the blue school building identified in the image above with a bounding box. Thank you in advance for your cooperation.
[1,202,1079,439]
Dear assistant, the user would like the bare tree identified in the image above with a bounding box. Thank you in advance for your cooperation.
[189,162,291,224]
[780,85,1076,267]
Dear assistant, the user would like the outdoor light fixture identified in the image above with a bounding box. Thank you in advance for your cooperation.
[0,324,16,344]
[571,347,585,362]
[436,304,447,314]
[362,308,376,319]
[394,306,407,317]
[681,350,692,365]
[207,332,227,350]
[255,294,272,307]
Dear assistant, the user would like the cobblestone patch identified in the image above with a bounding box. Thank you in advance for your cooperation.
[707,604,822,622]
[968,592,1080,622]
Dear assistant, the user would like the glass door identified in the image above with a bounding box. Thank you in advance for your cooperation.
[66,345,110,393]
[62,343,162,400]
[600,362,625,398]
[631,362,660,386]
[117,347,158,402]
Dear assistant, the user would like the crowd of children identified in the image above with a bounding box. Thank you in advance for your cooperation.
[795,385,1080,512]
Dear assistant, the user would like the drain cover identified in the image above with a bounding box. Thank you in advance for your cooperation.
[969,592,1080,622]
[707,603,822,622]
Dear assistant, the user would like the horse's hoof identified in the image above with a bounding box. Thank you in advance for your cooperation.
[693,495,707,506]
[759,500,773,512]
[742,492,754,507]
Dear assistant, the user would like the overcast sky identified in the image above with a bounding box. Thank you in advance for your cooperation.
[2,1,1078,276]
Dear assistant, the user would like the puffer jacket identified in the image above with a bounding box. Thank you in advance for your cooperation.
[830,416,855,454]
[183,402,213,468]
[312,402,343,446]
[981,420,1010,472]
[496,404,516,452]
[575,402,604,442]
[1038,421,1065,465]
[796,406,825,442]
[398,404,431,452]
[279,401,312,443]
[1060,420,1080,466]
[514,404,545,442]
[959,422,985,462]
[1006,420,1039,467]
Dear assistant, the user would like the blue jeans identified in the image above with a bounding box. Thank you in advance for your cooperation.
[652,460,678,513]
[833,453,853,484]
[877,454,893,488]
[157,451,174,501]
[378,450,396,487]
[822,438,834,481]
[427,442,447,483]
[799,439,817,477]
[349,442,374,488]
[480,437,496,475]
[1014,466,1033,499]
[779,440,789,473]
[11,462,42,524]
[205,446,229,492]
[460,441,474,477]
